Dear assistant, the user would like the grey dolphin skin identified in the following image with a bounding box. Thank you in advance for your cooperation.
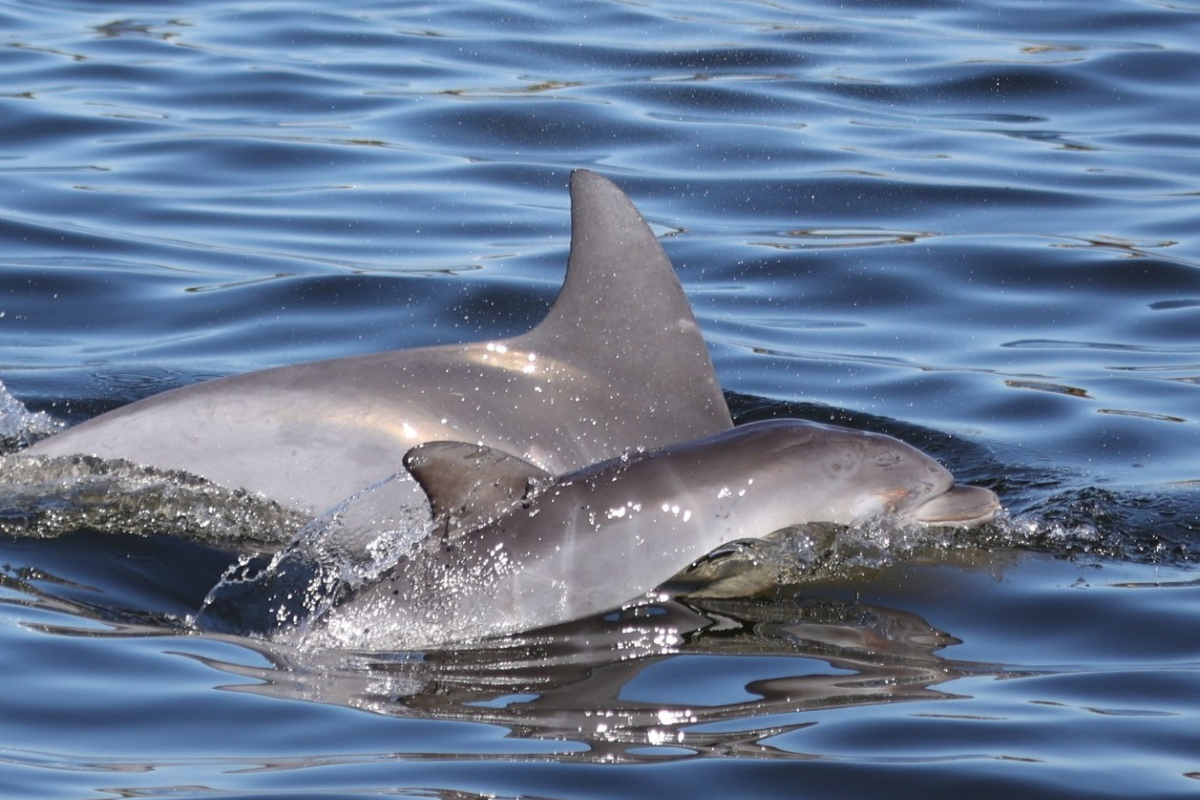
[25,169,1001,646]
[265,419,997,649]
[26,170,731,514]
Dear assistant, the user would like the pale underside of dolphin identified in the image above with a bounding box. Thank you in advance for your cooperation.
[196,418,999,649]
[25,171,732,515]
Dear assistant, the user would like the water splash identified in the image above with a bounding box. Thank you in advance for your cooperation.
[0,453,308,549]
[663,501,1176,602]
[193,472,434,642]
[1,379,307,547]
[0,379,62,451]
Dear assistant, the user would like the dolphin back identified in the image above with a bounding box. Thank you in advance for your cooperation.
[24,171,732,514]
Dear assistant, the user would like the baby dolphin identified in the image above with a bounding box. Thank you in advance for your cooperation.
[271,418,999,649]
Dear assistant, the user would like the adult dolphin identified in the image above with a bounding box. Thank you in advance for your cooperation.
[196,419,999,649]
[25,171,732,514]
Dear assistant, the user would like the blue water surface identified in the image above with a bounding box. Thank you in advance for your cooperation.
[2,0,1200,798]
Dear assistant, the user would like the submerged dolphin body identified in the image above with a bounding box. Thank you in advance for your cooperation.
[197,419,998,648]
[25,171,731,514]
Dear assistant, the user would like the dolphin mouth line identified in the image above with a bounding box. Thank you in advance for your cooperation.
[910,484,1000,527]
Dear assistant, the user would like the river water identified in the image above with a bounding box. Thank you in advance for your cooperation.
[2,0,1199,797]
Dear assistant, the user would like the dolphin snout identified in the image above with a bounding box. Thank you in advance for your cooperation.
[911,484,1000,527]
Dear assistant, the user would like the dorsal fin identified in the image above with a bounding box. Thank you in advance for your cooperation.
[514,170,732,448]
[403,441,550,538]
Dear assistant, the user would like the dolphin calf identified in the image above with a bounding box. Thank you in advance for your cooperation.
[197,419,998,648]
[25,171,731,514]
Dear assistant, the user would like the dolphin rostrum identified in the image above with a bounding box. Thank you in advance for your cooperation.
[196,419,998,649]
[25,171,732,514]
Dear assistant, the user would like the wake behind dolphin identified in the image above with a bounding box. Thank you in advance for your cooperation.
[14,170,1001,647]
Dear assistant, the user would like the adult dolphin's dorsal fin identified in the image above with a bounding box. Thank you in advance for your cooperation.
[403,441,551,538]
[514,170,732,450]
[22,170,732,516]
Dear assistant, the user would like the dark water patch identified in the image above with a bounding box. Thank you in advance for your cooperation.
[613,79,801,124]
[841,63,1108,107]
[1,530,238,625]
[615,45,812,76]
[403,98,663,158]
[1002,339,1199,355]
[1150,299,1200,311]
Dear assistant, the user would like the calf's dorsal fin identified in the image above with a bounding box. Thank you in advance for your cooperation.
[403,441,550,538]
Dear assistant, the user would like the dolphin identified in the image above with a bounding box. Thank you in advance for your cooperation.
[24,170,732,515]
[20,168,1002,648]
[196,418,998,648]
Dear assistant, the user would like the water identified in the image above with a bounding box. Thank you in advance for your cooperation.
[2,0,1199,797]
